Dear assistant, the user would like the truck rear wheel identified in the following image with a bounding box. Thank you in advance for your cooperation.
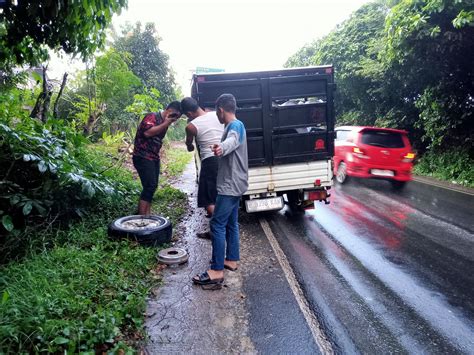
[286,191,302,211]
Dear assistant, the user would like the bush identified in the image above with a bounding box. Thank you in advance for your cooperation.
[413,148,474,187]
[0,117,138,246]
[0,142,189,352]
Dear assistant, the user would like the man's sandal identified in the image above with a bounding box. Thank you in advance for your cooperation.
[197,231,212,240]
[192,272,224,290]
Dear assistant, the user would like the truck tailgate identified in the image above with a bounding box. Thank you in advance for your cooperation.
[246,160,332,195]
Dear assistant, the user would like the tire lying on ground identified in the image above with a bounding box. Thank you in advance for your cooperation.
[108,215,172,247]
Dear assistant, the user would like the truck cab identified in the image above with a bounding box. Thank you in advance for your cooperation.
[191,66,335,212]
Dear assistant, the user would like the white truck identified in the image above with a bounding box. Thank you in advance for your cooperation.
[191,66,335,212]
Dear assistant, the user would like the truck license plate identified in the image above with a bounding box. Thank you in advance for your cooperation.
[245,197,284,213]
[371,169,394,177]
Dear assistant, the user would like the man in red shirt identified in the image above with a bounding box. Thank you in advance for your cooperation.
[132,101,181,215]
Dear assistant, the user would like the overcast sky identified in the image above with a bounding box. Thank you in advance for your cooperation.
[112,0,371,94]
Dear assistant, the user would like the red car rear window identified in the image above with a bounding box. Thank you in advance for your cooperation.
[361,131,405,148]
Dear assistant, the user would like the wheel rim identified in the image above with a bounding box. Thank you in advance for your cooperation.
[117,216,165,231]
[157,247,189,265]
[337,163,347,183]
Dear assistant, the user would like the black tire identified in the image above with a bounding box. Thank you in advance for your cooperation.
[108,215,172,247]
[286,190,303,212]
[336,162,349,184]
[391,180,407,190]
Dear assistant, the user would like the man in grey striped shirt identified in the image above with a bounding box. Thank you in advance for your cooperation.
[192,93,248,288]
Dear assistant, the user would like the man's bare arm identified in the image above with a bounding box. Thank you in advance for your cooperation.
[143,112,178,138]
[185,123,197,152]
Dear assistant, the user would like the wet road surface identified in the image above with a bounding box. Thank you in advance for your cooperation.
[246,178,474,353]
[145,162,318,354]
[146,161,473,354]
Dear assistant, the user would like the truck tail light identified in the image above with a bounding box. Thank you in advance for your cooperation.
[314,139,325,150]
[306,190,327,201]
[402,152,415,162]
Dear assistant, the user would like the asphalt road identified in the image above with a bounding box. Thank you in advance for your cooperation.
[241,178,474,354]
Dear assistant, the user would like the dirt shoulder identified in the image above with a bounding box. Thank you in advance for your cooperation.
[144,161,255,353]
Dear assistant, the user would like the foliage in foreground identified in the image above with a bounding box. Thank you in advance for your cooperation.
[0,142,189,352]
[0,243,156,353]
[0,113,136,244]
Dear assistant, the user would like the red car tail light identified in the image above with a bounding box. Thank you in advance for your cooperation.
[402,152,415,162]
[353,147,369,159]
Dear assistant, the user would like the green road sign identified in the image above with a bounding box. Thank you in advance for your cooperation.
[196,67,225,74]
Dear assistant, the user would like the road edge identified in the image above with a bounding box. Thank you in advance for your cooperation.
[412,175,474,196]
[259,217,335,355]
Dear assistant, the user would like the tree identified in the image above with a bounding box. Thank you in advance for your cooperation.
[0,0,127,72]
[285,2,390,125]
[382,0,474,150]
[286,0,474,152]
[74,49,141,135]
[285,41,320,68]
[112,22,177,105]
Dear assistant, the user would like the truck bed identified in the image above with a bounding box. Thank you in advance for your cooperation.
[192,66,336,168]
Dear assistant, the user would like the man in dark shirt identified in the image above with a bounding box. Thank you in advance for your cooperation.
[133,101,181,215]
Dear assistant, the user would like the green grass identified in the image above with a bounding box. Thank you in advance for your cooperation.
[161,144,193,181]
[153,185,187,227]
[413,147,474,188]
[0,244,156,353]
[0,141,190,353]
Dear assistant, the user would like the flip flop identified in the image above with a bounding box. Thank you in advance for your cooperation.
[192,271,224,286]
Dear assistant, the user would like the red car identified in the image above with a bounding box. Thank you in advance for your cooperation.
[334,126,415,188]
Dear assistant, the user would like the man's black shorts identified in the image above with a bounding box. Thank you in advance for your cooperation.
[198,156,218,208]
[132,155,160,202]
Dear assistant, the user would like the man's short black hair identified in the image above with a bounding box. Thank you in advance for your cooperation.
[166,101,181,112]
[215,93,237,114]
[180,97,200,113]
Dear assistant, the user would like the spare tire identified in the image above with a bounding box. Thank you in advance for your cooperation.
[108,215,172,247]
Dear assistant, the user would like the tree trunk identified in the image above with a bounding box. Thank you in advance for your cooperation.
[30,92,45,119]
[83,103,105,135]
[42,90,52,123]
[29,66,52,122]
[39,66,50,123]
[53,72,68,118]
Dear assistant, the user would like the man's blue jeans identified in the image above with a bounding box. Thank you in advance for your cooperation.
[210,194,241,271]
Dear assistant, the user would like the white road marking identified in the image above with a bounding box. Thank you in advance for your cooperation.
[259,218,334,355]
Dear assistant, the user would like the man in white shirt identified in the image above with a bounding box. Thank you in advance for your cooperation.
[181,97,224,237]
